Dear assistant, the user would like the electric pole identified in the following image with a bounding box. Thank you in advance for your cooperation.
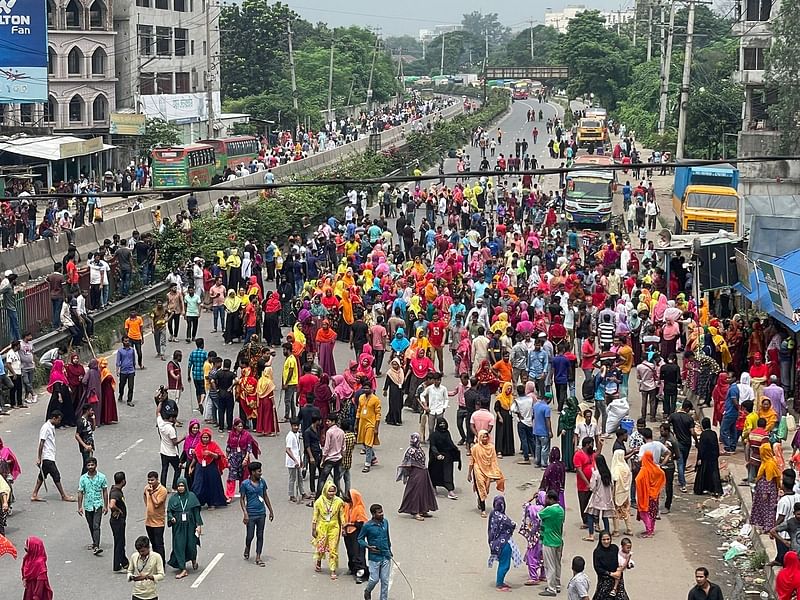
[440,32,445,76]
[647,0,653,61]
[205,0,215,138]
[422,38,426,60]
[367,31,379,105]
[633,0,638,46]
[484,28,489,62]
[326,39,334,123]
[530,20,534,61]
[657,0,676,135]
[675,0,696,159]
[287,20,299,132]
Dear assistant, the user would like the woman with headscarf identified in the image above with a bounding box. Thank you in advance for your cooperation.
[694,417,723,497]
[397,432,439,520]
[494,382,516,459]
[469,430,506,518]
[428,417,461,500]
[592,531,628,600]
[65,353,85,419]
[315,319,338,377]
[45,358,74,426]
[383,358,405,426]
[357,349,377,392]
[455,328,472,377]
[610,449,633,535]
[167,477,203,579]
[342,360,359,392]
[487,495,523,591]
[313,374,333,425]
[237,362,259,429]
[226,248,242,293]
[80,359,102,424]
[758,396,779,433]
[261,291,282,347]
[256,365,279,436]
[225,418,260,501]
[190,428,228,508]
[332,375,354,424]
[0,436,21,483]
[776,551,800,600]
[337,288,355,341]
[750,351,768,401]
[558,395,579,471]
[750,443,780,531]
[406,349,434,411]
[181,419,201,486]
[312,479,345,580]
[711,372,730,427]
[22,536,53,600]
[520,490,547,586]
[389,327,411,360]
[635,450,665,537]
[96,358,117,426]
[223,290,243,344]
[539,447,566,508]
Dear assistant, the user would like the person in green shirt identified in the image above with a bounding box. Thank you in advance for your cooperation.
[538,489,565,597]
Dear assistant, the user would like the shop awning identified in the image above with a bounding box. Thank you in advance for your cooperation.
[733,247,800,332]
[0,136,116,161]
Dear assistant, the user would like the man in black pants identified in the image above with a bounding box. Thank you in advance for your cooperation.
[316,415,343,497]
[109,471,128,572]
[156,401,182,490]
[212,358,236,431]
[303,414,322,499]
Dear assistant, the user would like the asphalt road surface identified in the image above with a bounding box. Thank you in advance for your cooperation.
[0,99,706,600]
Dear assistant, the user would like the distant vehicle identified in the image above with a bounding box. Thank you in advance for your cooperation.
[511,80,530,100]
[421,88,435,101]
[151,144,216,189]
[672,163,740,234]
[565,155,616,227]
[197,136,260,173]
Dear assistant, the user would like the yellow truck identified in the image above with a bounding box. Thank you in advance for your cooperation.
[671,163,740,234]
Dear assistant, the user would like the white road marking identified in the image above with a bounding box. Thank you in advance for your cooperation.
[191,552,224,588]
[115,438,144,460]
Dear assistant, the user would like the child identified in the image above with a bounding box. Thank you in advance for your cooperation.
[610,537,635,596]
[638,224,647,250]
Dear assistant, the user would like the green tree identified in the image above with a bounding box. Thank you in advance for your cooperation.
[384,35,423,59]
[139,118,181,159]
[424,30,485,75]
[503,25,562,66]
[766,0,800,153]
[461,11,511,46]
[674,5,734,50]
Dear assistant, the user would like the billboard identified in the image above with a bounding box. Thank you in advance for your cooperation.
[0,0,49,103]
[735,248,752,293]
[758,260,795,320]
[110,113,146,135]
[140,92,222,124]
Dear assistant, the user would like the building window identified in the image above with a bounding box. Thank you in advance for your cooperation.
[47,47,56,75]
[67,47,83,75]
[89,0,106,29]
[155,0,169,8]
[91,47,106,75]
[140,72,155,94]
[65,0,81,29]
[175,28,188,56]
[190,40,195,55]
[202,40,206,56]
[19,104,33,124]
[92,95,108,122]
[47,0,56,28]
[156,73,173,94]
[69,95,84,122]
[44,97,57,123]
[744,47,766,70]
[156,26,171,55]
[745,0,771,21]
[175,71,190,93]
[174,0,186,11]
[138,25,153,55]
[136,0,150,6]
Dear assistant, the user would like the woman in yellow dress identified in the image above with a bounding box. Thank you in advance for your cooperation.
[312,480,345,580]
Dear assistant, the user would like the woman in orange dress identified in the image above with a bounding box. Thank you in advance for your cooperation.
[255,365,279,436]
[237,360,259,430]
[99,358,118,425]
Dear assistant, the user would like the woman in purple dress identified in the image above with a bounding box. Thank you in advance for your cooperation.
[539,447,566,508]
[397,432,438,521]
[315,319,337,376]
[520,490,546,586]
[750,443,780,531]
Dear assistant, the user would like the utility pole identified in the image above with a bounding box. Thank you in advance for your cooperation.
[484,28,489,62]
[657,0,676,135]
[633,0,638,46]
[205,0,215,138]
[646,0,653,61]
[530,20,534,61]
[287,20,299,132]
[326,39,334,123]
[367,31,380,105]
[675,0,696,159]
[660,0,665,59]
[422,38,426,60]
[439,32,445,76]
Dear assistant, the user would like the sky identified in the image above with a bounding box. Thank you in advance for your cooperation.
[281,0,633,36]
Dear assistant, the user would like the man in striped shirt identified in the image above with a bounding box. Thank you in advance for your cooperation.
[597,313,615,352]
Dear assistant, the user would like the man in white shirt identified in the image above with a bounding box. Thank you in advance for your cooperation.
[285,419,308,503]
[637,427,670,465]
[88,254,109,310]
[511,386,535,464]
[420,373,449,438]
[31,411,75,502]
[774,475,800,565]
[156,404,183,490]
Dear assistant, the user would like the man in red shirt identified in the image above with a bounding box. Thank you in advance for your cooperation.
[573,436,596,528]
[296,363,319,408]
[369,315,388,376]
[428,312,448,373]
[65,256,80,296]
[243,295,258,340]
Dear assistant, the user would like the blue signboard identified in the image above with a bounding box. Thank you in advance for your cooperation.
[0,0,48,103]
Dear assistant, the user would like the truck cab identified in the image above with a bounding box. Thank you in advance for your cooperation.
[672,163,739,234]
[565,155,616,227]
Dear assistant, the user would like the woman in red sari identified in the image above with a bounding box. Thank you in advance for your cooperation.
[98,358,118,425]
[22,536,53,600]
[237,360,259,430]
[65,353,85,422]
[711,372,730,427]
[255,365,278,436]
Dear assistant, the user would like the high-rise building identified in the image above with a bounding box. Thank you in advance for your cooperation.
[544,5,635,34]
[0,0,117,133]
[418,24,463,42]
[114,0,221,141]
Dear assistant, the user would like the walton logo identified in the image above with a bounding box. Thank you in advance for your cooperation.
[0,0,16,14]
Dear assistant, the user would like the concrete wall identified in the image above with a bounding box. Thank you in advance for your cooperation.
[6,102,464,282]
[737,130,800,187]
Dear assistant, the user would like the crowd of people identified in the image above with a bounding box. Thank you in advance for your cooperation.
[2,99,786,600]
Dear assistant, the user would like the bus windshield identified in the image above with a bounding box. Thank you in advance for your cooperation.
[686,192,737,211]
[569,180,611,199]
[580,120,602,128]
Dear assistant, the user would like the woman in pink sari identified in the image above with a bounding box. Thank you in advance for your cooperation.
[0,436,21,482]
[255,365,279,436]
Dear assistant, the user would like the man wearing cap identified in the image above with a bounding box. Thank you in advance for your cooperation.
[0,271,19,341]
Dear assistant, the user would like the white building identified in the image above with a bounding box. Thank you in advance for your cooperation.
[113,0,221,141]
[418,24,462,42]
[544,4,635,34]
[0,0,117,134]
